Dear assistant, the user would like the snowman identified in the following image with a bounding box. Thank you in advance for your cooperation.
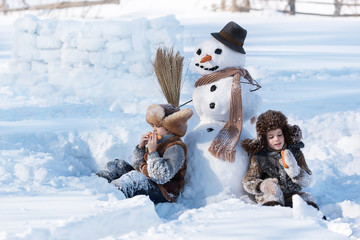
[181,22,261,206]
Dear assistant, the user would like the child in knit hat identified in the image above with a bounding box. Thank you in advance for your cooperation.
[241,110,319,210]
[97,103,193,204]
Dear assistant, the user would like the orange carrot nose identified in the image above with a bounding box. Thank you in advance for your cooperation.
[200,54,212,63]
[281,150,289,168]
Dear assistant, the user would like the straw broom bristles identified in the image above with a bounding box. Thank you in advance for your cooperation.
[152,47,184,107]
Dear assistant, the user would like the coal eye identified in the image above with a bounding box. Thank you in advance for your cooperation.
[196,49,202,55]
[210,85,217,92]
[214,48,222,54]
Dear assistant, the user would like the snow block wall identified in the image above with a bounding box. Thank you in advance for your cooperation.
[10,14,183,109]
[12,14,182,75]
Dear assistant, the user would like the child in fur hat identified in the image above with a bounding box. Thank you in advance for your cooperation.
[241,110,319,209]
[97,103,193,204]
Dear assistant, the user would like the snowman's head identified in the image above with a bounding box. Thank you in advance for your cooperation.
[194,37,246,76]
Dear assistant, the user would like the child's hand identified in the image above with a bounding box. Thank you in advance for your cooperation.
[147,133,158,153]
[280,149,300,178]
[139,132,152,149]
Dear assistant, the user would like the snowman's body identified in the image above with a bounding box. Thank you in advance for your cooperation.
[181,33,260,206]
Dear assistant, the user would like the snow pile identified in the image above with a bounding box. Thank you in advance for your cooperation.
[8,14,183,110]
[2,194,162,240]
[120,198,348,240]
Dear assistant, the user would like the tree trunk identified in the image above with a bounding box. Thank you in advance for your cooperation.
[231,0,237,11]
[242,0,250,11]
[289,0,296,15]
[221,0,226,10]
[22,0,29,8]
[334,0,341,16]
[1,0,8,14]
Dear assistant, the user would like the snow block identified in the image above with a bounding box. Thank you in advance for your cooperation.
[13,14,39,34]
[131,18,149,53]
[13,45,38,62]
[9,61,31,72]
[149,15,179,30]
[36,36,63,50]
[32,61,48,74]
[37,19,58,36]
[89,52,123,69]
[61,49,82,64]
[77,38,105,52]
[14,32,37,47]
[102,21,132,39]
[106,38,133,53]
[38,50,61,62]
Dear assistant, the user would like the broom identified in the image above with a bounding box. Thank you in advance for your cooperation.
[152,46,184,107]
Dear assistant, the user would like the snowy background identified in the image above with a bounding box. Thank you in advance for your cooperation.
[0,0,360,239]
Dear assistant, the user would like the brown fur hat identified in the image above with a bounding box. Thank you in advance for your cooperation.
[146,104,193,137]
[241,110,302,154]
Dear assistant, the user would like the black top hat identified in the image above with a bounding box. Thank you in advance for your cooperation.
[211,21,247,54]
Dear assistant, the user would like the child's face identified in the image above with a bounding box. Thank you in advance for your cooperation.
[152,125,169,136]
[266,128,285,151]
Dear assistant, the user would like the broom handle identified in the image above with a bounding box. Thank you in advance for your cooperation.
[179,99,193,108]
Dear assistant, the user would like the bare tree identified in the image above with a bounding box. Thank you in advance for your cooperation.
[230,0,237,11]
[1,0,8,14]
[334,0,343,15]
[242,0,251,11]
[289,0,296,14]
[229,0,251,12]
[221,0,226,10]
[22,0,29,8]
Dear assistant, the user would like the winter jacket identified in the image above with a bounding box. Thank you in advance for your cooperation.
[243,142,312,196]
[131,133,187,202]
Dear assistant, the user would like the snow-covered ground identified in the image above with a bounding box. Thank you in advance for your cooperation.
[0,0,359,239]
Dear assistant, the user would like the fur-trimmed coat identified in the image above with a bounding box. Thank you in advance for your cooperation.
[131,133,187,202]
[243,142,312,196]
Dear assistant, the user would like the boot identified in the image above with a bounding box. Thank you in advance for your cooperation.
[107,159,134,175]
[97,159,134,182]
[96,170,120,183]
[263,201,282,207]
